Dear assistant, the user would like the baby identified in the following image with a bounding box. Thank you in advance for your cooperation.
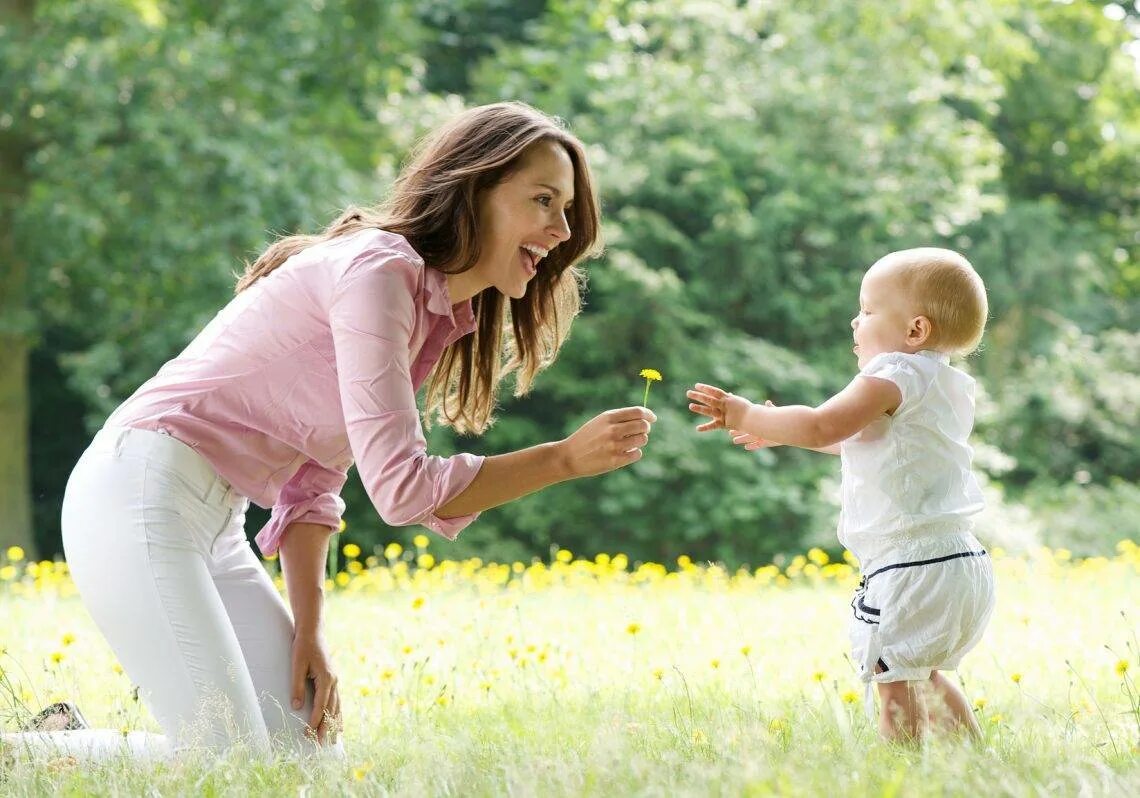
[688,247,994,742]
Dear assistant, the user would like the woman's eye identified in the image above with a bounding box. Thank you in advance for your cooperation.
[536,195,553,207]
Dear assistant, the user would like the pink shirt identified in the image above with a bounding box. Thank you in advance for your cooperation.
[105,228,484,555]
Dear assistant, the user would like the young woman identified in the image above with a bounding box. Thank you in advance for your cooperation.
[6,102,655,760]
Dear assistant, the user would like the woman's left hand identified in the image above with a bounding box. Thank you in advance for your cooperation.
[291,629,341,745]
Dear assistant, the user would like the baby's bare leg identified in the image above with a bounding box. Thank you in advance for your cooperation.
[877,680,928,742]
[927,671,982,739]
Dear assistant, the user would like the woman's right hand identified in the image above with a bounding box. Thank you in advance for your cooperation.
[560,407,656,478]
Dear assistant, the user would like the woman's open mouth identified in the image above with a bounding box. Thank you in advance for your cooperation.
[519,243,549,278]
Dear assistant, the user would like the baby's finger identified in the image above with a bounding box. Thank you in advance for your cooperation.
[688,402,721,418]
[693,383,727,398]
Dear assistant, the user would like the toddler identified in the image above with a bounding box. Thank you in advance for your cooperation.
[688,247,995,741]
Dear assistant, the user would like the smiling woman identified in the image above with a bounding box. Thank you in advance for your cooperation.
[5,102,657,763]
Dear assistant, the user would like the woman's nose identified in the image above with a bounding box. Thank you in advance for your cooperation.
[549,211,571,243]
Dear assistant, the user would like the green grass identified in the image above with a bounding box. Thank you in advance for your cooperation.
[2,549,1138,796]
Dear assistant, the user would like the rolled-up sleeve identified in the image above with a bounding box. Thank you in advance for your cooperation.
[328,248,484,540]
[255,460,348,556]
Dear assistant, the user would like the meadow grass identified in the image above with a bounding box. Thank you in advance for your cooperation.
[1,542,1138,796]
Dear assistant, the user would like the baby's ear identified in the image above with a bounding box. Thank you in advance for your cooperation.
[907,315,933,347]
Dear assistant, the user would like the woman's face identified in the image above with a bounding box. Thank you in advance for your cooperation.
[471,140,576,300]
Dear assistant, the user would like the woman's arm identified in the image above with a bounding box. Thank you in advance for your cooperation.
[436,406,655,518]
[278,523,340,743]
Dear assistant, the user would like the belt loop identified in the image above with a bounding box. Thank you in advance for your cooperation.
[112,428,130,458]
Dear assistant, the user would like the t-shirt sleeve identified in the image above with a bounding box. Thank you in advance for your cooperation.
[858,352,928,411]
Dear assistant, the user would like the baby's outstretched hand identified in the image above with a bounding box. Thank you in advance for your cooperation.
[687,383,752,432]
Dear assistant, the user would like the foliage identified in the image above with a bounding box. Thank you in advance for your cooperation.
[2,0,1138,562]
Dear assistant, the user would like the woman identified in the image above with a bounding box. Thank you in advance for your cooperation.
[6,102,655,759]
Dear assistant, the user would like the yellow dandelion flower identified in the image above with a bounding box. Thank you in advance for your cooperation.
[342,543,361,559]
[411,596,426,610]
[338,519,347,533]
[61,633,75,646]
[555,549,573,563]
[401,645,413,655]
[1011,672,1022,684]
[50,651,64,665]
[740,645,752,657]
[0,565,16,581]
[691,729,707,745]
[381,668,395,680]
[417,553,435,570]
[1116,659,1130,677]
[990,714,1003,724]
[436,694,449,707]
[384,542,403,559]
[841,690,859,704]
[6,546,24,562]
[652,668,664,681]
[639,368,662,407]
[353,764,373,781]
[413,534,429,549]
[710,659,720,669]
[974,697,987,710]
[626,622,641,636]
[812,670,826,682]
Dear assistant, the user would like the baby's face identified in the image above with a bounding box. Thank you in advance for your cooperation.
[850,263,918,369]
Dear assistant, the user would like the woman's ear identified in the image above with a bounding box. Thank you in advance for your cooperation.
[907,315,933,347]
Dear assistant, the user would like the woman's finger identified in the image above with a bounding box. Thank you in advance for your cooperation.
[309,676,333,734]
[290,658,307,711]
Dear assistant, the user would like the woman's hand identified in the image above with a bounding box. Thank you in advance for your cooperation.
[291,629,341,745]
[560,406,657,478]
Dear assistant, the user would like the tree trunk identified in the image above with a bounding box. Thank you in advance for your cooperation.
[0,0,37,557]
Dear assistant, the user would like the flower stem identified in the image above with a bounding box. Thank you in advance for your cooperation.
[643,381,651,408]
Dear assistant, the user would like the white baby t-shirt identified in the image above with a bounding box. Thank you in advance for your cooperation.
[837,350,985,564]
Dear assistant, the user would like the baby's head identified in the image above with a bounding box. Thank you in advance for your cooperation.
[851,247,987,368]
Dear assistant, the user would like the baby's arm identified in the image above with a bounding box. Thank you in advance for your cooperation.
[730,429,841,455]
[688,376,901,450]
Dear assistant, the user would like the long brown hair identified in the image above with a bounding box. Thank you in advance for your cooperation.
[236,102,602,434]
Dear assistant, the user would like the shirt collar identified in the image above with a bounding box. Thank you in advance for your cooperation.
[423,265,477,334]
[916,349,950,364]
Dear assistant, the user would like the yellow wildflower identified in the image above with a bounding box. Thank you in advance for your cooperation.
[639,368,662,407]
[1116,659,1130,677]
[841,690,859,704]
[626,622,641,636]
[6,546,24,562]
[384,542,402,559]
[413,534,429,549]
[1011,672,1022,684]
[342,543,361,559]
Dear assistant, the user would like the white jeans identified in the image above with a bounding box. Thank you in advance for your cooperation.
[5,426,331,760]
